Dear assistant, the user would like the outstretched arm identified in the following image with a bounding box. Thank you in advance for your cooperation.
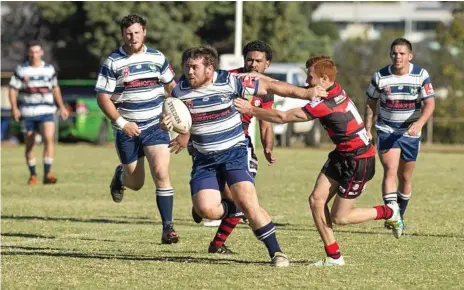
[235,98,312,124]
[240,72,327,101]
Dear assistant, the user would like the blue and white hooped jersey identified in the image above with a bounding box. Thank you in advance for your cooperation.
[172,70,259,154]
[9,61,58,117]
[95,45,175,131]
[366,63,435,135]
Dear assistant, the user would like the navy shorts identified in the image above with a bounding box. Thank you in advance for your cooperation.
[190,145,255,196]
[377,130,421,162]
[21,114,55,133]
[115,124,170,164]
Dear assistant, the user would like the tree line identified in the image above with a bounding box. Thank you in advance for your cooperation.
[1,2,463,143]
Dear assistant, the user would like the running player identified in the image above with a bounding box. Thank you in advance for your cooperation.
[364,38,435,229]
[9,40,69,185]
[95,14,179,244]
[234,55,404,266]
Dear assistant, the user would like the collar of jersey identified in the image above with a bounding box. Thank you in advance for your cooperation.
[326,82,342,99]
[119,45,147,56]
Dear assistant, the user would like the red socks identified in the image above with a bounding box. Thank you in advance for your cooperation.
[374,205,393,220]
[325,242,341,259]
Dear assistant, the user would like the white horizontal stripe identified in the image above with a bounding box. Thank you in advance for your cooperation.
[195,135,246,153]
[21,106,56,117]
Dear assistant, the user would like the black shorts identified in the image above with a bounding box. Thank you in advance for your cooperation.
[321,150,375,199]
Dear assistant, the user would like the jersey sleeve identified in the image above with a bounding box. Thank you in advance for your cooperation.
[366,72,381,99]
[234,75,260,99]
[260,94,274,109]
[158,53,175,84]
[420,69,435,100]
[50,65,58,88]
[95,57,117,94]
[9,66,23,90]
[302,100,328,119]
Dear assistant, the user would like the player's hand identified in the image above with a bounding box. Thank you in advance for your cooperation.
[366,130,373,141]
[169,132,189,154]
[122,122,141,137]
[305,85,328,100]
[407,121,423,137]
[12,108,21,122]
[60,107,69,121]
[263,148,277,165]
[234,98,253,115]
[160,113,173,131]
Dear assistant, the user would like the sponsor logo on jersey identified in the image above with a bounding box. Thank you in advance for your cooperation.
[123,77,159,89]
[254,99,261,107]
[424,83,434,95]
[409,87,418,95]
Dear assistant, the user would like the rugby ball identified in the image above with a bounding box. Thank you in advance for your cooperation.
[163,97,192,134]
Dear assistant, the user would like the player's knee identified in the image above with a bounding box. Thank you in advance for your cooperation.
[331,213,349,226]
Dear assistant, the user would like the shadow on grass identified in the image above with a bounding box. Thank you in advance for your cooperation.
[2,215,462,239]
[1,248,274,265]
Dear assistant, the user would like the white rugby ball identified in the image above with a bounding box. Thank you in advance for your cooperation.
[163,97,192,134]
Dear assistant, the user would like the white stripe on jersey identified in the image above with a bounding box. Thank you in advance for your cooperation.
[366,63,435,134]
[9,61,58,117]
[172,70,253,153]
[95,45,174,128]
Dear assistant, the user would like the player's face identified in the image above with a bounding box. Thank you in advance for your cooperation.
[244,51,270,73]
[122,23,146,54]
[183,57,214,89]
[390,44,412,73]
[28,45,43,64]
[306,66,321,88]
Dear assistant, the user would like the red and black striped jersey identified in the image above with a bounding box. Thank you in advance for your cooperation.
[229,67,274,135]
[302,82,375,159]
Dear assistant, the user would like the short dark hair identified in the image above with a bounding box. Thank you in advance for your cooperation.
[120,14,147,32]
[181,45,219,70]
[390,38,412,52]
[242,40,272,61]
[27,40,42,49]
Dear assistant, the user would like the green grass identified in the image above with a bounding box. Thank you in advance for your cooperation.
[2,144,464,289]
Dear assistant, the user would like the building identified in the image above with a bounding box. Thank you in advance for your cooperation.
[312,1,454,42]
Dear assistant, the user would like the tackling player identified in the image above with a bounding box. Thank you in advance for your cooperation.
[234,56,404,266]
[162,45,327,266]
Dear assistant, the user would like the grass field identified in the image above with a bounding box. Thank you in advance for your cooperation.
[2,144,464,289]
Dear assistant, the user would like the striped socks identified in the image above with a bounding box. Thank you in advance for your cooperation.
[27,158,37,176]
[156,188,174,229]
[253,222,281,258]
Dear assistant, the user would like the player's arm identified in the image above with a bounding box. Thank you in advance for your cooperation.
[8,87,20,122]
[163,80,177,97]
[407,97,435,136]
[259,119,276,164]
[364,73,381,140]
[51,86,69,120]
[364,98,378,140]
[235,98,312,124]
[240,73,327,101]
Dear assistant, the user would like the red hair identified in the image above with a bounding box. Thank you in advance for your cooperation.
[306,56,337,82]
